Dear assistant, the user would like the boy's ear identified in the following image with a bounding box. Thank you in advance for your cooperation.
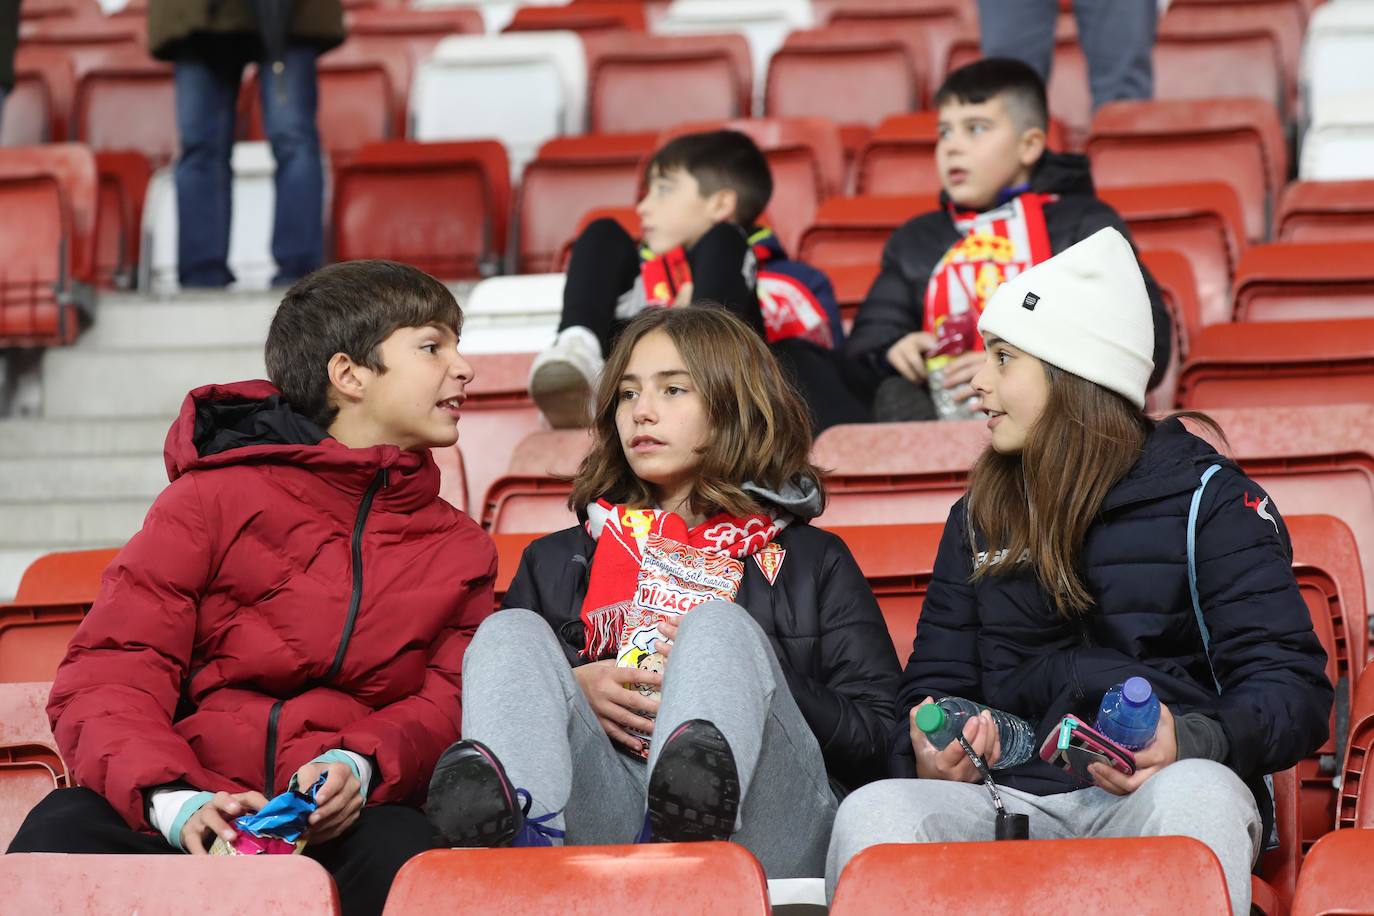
[706,187,739,224]
[1017,126,1048,168]
[326,351,369,408]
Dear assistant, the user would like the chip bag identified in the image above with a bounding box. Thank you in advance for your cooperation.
[208,773,328,856]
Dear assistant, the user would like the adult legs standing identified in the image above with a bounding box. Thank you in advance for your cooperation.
[173,52,242,288]
[260,43,324,286]
[975,0,1058,84]
[1074,0,1157,107]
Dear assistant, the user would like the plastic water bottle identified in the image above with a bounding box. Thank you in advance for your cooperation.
[915,697,1037,769]
[1095,676,1161,750]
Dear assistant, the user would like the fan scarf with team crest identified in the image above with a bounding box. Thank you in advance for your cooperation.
[923,192,1055,348]
[579,499,790,661]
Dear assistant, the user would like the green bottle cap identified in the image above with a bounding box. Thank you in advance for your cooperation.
[915,703,947,735]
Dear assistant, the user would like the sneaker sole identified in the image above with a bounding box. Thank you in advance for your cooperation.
[530,362,593,429]
[647,720,740,843]
[426,741,520,847]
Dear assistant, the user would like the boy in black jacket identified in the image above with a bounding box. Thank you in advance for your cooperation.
[846,58,1171,421]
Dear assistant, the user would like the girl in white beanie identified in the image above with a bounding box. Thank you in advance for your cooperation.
[825,228,1332,915]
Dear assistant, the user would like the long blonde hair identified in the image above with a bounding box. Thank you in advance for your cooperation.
[568,307,825,518]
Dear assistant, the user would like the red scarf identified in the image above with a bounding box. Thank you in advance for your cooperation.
[924,192,1055,348]
[579,499,787,661]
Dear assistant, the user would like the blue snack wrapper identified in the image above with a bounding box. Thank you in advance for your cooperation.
[233,773,328,843]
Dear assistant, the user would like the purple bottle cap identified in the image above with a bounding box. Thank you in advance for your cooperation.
[1123,676,1153,706]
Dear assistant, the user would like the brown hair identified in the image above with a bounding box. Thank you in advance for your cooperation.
[648,130,773,228]
[266,260,462,427]
[569,307,824,518]
[966,363,1152,615]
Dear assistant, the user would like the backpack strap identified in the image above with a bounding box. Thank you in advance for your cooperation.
[1187,464,1225,695]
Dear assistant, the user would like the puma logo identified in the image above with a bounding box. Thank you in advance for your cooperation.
[1244,492,1279,534]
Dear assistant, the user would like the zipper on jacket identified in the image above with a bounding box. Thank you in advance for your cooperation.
[263,700,284,796]
[325,468,387,682]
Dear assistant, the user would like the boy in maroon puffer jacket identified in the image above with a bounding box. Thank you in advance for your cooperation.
[6,261,497,916]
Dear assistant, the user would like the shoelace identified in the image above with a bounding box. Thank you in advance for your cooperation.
[515,788,567,846]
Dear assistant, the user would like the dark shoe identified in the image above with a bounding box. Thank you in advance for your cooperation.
[426,739,522,847]
[647,719,740,843]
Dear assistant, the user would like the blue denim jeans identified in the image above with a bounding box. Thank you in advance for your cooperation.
[173,44,323,288]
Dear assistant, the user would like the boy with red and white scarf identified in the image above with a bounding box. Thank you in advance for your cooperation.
[846,58,1172,421]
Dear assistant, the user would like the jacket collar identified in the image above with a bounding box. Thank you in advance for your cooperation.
[1098,418,1232,514]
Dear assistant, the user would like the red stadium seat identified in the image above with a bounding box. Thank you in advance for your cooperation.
[1232,242,1374,323]
[1088,99,1287,243]
[781,25,930,109]
[828,263,882,316]
[795,194,938,315]
[1,854,342,914]
[346,7,484,114]
[516,131,657,274]
[855,111,1068,196]
[0,144,98,347]
[332,140,510,280]
[1153,27,1285,116]
[0,681,65,850]
[1277,181,1374,244]
[658,117,845,256]
[765,42,920,130]
[584,32,752,134]
[811,420,989,527]
[17,0,85,19]
[462,352,547,527]
[1177,319,1374,409]
[826,1,968,87]
[1138,248,1199,413]
[94,150,153,290]
[0,763,60,853]
[493,532,541,605]
[1159,0,1305,116]
[0,547,115,683]
[829,837,1231,915]
[826,523,943,658]
[432,445,467,513]
[1259,766,1302,909]
[19,15,143,58]
[382,843,768,916]
[504,2,647,34]
[71,50,177,166]
[3,47,74,145]
[1291,829,1374,916]
[481,429,593,533]
[1099,182,1247,329]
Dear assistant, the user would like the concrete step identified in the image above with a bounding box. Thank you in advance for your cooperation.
[0,418,171,457]
[0,455,169,502]
[82,293,278,351]
[0,500,150,548]
[41,347,266,419]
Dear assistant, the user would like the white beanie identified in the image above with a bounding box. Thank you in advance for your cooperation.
[977,227,1155,409]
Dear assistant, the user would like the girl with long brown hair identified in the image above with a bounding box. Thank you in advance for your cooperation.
[826,229,1331,914]
[426,306,900,878]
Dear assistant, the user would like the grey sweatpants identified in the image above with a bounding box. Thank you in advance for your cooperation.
[461,601,839,877]
[826,759,1261,914]
[976,0,1158,108]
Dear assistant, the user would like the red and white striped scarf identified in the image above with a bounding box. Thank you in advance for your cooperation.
[924,192,1055,347]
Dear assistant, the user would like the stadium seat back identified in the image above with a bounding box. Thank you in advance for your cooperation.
[592,53,741,133]
[796,194,937,272]
[1278,180,1374,244]
[0,763,60,852]
[1290,829,1374,916]
[765,43,918,128]
[1153,30,1285,114]
[460,350,546,522]
[826,523,943,657]
[828,3,966,80]
[654,0,814,103]
[481,429,593,533]
[1139,249,1197,413]
[72,53,176,166]
[1299,99,1374,183]
[95,150,153,290]
[9,46,76,144]
[504,2,647,34]
[1233,242,1374,323]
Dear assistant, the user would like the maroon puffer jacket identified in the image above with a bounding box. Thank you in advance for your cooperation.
[48,380,496,830]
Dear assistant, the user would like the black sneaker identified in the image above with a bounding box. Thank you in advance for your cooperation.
[647,719,740,843]
[426,739,521,847]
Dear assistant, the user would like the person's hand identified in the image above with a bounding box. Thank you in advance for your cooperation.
[655,619,679,658]
[180,790,269,855]
[573,659,662,753]
[293,760,363,844]
[937,350,985,402]
[672,281,695,308]
[911,697,1002,782]
[885,332,937,383]
[1089,703,1179,795]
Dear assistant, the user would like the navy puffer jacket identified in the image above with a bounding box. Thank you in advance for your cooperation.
[892,418,1333,836]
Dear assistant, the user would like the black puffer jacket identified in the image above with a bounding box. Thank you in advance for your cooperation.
[892,419,1333,839]
[503,498,902,792]
[846,151,1172,393]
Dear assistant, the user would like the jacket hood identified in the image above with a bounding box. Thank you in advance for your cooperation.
[1029,150,1096,196]
[1100,417,1234,513]
[164,380,440,509]
[744,473,824,521]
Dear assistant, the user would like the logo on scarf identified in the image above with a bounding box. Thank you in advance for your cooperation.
[1243,492,1279,534]
[754,542,787,585]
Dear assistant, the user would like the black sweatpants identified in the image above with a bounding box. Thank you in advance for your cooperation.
[560,218,870,431]
[6,788,439,916]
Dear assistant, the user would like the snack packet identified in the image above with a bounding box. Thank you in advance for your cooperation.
[615,533,744,758]
[641,246,693,307]
[924,310,983,420]
[208,773,328,856]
